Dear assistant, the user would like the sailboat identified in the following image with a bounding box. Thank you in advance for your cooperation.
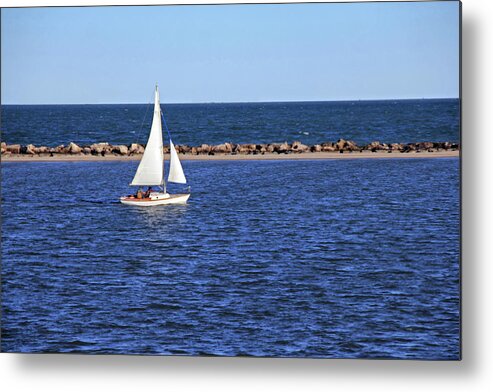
[120,85,190,206]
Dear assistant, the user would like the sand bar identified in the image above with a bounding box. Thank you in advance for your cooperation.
[2,150,459,162]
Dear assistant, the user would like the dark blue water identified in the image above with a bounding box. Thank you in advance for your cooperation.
[1,158,460,359]
[1,99,459,147]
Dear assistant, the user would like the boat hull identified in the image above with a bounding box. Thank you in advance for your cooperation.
[120,193,190,206]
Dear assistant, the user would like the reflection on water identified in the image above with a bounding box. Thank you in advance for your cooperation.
[131,203,190,227]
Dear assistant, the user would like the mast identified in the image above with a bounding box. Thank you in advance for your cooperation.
[160,103,171,195]
[157,83,167,194]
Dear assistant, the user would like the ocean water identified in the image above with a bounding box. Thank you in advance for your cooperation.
[1,99,460,147]
[1,158,460,358]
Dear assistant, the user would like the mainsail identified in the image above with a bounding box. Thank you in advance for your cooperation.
[130,86,164,186]
[168,140,187,184]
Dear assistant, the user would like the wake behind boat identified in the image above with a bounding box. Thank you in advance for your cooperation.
[120,85,190,206]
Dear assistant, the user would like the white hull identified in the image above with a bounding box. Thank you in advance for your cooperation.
[120,192,190,206]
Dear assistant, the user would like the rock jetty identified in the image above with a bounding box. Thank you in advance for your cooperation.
[0,139,460,158]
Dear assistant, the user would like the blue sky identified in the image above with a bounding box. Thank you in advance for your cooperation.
[1,1,460,104]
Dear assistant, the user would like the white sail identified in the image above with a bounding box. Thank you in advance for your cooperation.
[130,86,164,186]
[168,140,187,184]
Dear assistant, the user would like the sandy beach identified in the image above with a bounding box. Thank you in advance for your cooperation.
[1,150,459,162]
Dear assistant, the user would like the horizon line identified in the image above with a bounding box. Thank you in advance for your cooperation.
[1,96,460,105]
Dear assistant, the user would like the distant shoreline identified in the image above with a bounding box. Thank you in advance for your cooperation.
[2,150,459,162]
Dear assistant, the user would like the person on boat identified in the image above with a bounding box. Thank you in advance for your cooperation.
[144,187,153,198]
[136,189,143,199]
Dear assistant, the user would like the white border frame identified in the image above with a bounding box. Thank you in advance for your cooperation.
[2,1,491,391]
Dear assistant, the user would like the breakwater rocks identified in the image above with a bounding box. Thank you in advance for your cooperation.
[1,140,460,157]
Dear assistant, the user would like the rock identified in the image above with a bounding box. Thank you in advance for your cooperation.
[28,144,37,154]
[197,144,212,154]
[237,144,256,154]
[68,142,82,154]
[112,145,128,155]
[344,140,359,151]
[179,145,192,154]
[129,143,144,154]
[0,140,460,158]
[6,144,21,154]
[367,142,388,151]
[335,139,346,150]
[264,143,277,153]
[321,142,336,152]
[291,141,309,152]
[224,142,234,153]
[21,144,36,155]
[236,145,247,154]
[277,142,290,153]
[35,146,50,154]
[90,142,110,154]
[367,141,383,151]
[257,144,267,153]
[246,143,257,153]
[213,143,233,154]
[417,141,434,150]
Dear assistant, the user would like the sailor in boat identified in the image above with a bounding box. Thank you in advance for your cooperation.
[144,187,153,198]
[124,187,155,200]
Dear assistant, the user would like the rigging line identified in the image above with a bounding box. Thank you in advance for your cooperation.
[160,109,172,141]
[135,92,153,144]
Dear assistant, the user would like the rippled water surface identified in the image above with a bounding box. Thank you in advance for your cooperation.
[1,158,460,358]
[2,99,459,147]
